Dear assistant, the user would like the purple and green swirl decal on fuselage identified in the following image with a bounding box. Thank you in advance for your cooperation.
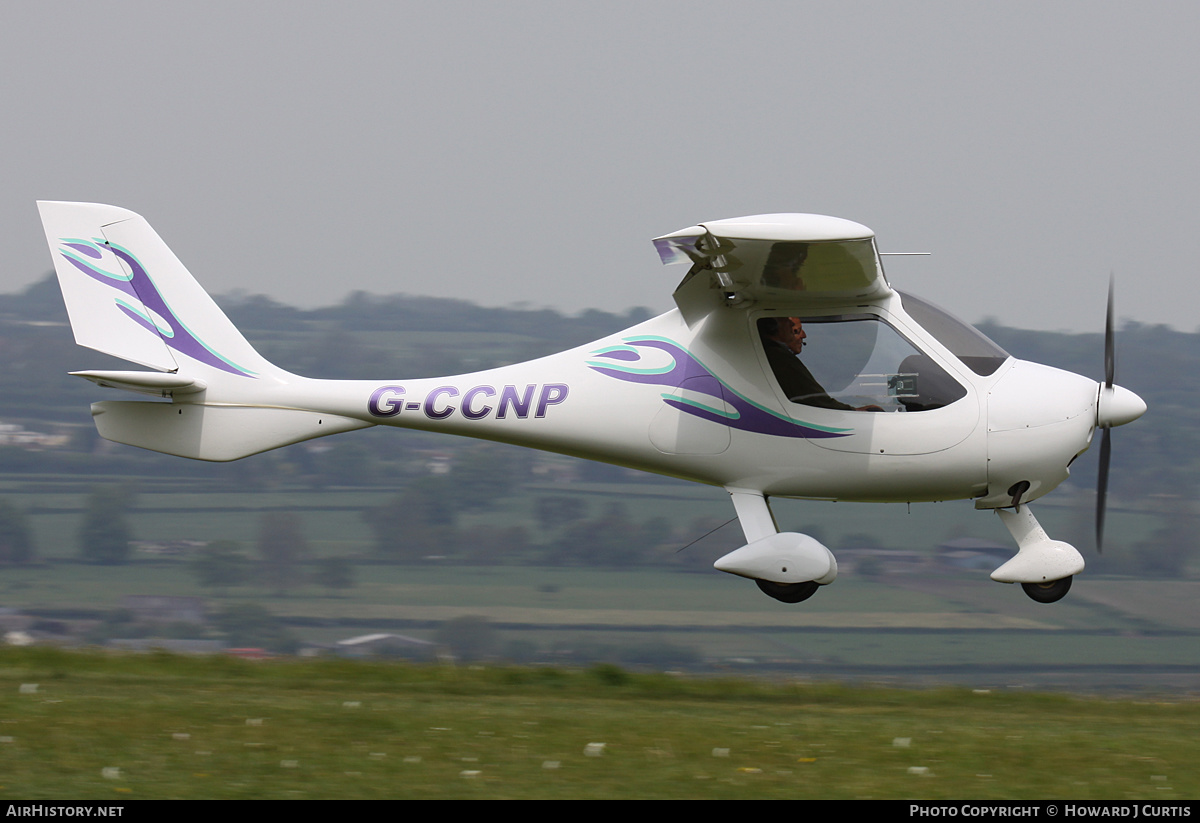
[57,238,256,377]
[586,336,851,439]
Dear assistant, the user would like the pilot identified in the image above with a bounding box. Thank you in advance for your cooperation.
[758,317,882,412]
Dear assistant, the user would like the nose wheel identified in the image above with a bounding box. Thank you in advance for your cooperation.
[1021,576,1073,604]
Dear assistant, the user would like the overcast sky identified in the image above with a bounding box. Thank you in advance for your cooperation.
[3,1,1196,333]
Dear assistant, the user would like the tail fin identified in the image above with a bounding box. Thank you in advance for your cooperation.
[37,201,285,383]
[37,202,369,461]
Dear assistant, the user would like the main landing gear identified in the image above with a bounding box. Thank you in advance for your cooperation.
[717,490,838,605]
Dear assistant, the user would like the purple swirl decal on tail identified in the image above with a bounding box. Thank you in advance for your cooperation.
[57,239,255,377]
[587,337,851,439]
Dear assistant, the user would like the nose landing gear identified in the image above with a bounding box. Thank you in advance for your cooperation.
[992,505,1085,603]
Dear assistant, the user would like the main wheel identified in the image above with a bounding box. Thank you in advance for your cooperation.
[1021,576,1073,604]
[756,579,820,604]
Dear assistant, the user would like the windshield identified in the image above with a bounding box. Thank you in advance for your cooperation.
[897,291,1009,376]
[758,314,967,412]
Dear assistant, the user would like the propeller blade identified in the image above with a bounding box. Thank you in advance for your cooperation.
[1104,275,1115,389]
[1092,275,1147,553]
[1095,426,1110,553]
[1097,275,1115,553]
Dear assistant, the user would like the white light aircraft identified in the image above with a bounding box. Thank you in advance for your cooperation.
[37,202,1147,604]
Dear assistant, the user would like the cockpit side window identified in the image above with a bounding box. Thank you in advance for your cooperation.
[758,314,967,412]
[897,290,1010,376]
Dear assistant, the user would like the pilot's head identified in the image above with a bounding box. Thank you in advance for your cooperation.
[789,318,808,352]
[759,317,806,355]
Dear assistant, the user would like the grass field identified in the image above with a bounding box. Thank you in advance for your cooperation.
[0,647,1196,800]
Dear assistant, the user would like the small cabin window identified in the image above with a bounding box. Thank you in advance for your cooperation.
[757,314,967,412]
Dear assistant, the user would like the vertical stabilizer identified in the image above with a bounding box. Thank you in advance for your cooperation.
[37,201,286,384]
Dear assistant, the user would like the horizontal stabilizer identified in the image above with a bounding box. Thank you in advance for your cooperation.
[71,370,207,397]
[90,401,372,461]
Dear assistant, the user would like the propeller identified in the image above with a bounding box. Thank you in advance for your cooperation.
[1093,277,1146,551]
[1094,283,1147,554]
[1096,277,1114,552]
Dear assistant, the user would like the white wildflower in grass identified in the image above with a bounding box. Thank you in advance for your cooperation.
[246,718,264,726]
[460,770,481,779]
[712,748,730,758]
[907,766,932,776]
[101,767,121,780]
[893,738,911,748]
[584,742,606,757]
[542,761,560,770]
[18,684,37,694]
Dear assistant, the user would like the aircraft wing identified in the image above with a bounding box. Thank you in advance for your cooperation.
[654,213,892,312]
